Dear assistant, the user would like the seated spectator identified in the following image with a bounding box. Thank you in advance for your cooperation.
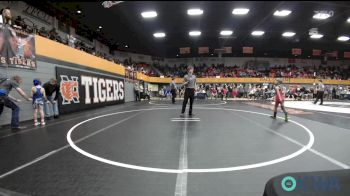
[38,27,49,38]
[49,27,58,41]
[159,88,165,100]
[249,87,257,99]
[14,15,26,30]
[67,34,76,48]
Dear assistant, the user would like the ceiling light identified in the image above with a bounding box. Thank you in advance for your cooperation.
[282,32,295,37]
[125,44,129,48]
[232,8,249,15]
[98,26,102,29]
[220,30,233,36]
[347,17,350,23]
[141,11,157,18]
[273,10,292,17]
[337,36,350,41]
[310,34,324,39]
[187,8,203,16]
[153,32,166,38]
[251,30,265,36]
[313,12,331,20]
[189,31,201,36]
[77,10,82,14]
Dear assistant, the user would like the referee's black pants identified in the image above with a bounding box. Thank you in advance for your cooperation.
[181,88,195,115]
[314,91,324,105]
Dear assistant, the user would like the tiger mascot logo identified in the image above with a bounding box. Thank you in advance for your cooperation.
[60,75,80,105]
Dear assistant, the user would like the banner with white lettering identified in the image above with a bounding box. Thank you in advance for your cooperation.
[0,24,37,69]
[56,67,125,114]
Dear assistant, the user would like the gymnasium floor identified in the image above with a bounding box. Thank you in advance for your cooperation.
[0,100,349,196]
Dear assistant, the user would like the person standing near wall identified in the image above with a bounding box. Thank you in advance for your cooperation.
[313,79,325,105]
[43,78,60,120]
[332,86,337,100]
[134,81,140,101]
[221,85,228,100]
[170,76,177,104]
[243,84,249,98]
[0,75,32,131]
[180,66,196,117]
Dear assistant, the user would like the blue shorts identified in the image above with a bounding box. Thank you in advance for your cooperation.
[33,99,44,109]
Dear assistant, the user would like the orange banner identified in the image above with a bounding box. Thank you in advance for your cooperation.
[179,47,190,54]
[312,49,321,56]
[198,47,209,54]
[327,51,338,58]
[223,47,232,54]
[292,48,302,55]
[243,47,253,54]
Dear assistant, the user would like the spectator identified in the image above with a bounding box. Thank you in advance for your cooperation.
[170,77,177,104]
[249,86,257,99]
[134,81,140,101]
[0,75,32,131]
[332,86,337,100]
[159,87,166,100]
[14,15,26,30]
[244,84,250,98]
[67,34,76,48]
[43,78,60,120]
[49,28,58,41]
[210,86,217,100]
[38,27,48,38]
[221,85,228,100]
[144,89,151,100]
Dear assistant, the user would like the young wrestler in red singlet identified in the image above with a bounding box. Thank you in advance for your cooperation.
[271,79,288,122]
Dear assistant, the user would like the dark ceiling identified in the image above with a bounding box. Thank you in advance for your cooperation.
[26,1,350,59]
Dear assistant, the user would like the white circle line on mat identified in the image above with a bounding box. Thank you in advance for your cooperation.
[67,107,314,174]
[149,101,227,106]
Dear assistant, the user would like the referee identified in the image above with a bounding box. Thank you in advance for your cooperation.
[180,66,196,117]
[313,79,325,105]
